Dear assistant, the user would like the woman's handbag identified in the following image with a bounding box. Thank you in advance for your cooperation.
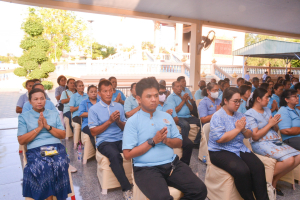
[57,91,69,111]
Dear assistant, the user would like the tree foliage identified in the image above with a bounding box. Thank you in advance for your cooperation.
[14,8,54,89]
[141,41,154,53]
[92,42,116,59]
[245,33,300,67]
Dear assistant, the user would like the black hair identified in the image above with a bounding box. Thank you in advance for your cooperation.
[283,80,290,86]
[266,76,271,80]
[87,85,97,92]
[277,77,283,83]
[136,77,159,97]
[98,79,112,91]
[221,87,240,106]
[177,76,185,82]
[265,71,268,74]
[252,77,259,82]
[32,83,44,90]
[66,78,75,90]
[259,83,269,91]
[247,88,268,109]
[294,82,300,91]
[202,83,217,97]
[239,85,251,96]
[218,80,224,85]
[244,81,252,86]
[224,78,230,83]
[108,76,116,81]
[32,78,40,83]
[25,79,35,87]
[221,81,229,89]
[29,88,46,101]
[57,75,66,85]
[274,83,283,90]
[159,84,166,90]
[237,77,244,83]
[172,81,179,87]
[280,89,297,107]
[130,82,137,90]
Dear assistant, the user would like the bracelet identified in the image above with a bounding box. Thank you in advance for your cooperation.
[242,129,247,134]
[34,129,38,134]
[47,126,52,131]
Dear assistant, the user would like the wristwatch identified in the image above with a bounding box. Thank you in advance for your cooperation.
[47,126,52,131]
[147,138,155,147]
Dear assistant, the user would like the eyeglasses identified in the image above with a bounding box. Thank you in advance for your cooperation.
[289,95,299,99]
[159,91,167,95]
[230,99,243,105]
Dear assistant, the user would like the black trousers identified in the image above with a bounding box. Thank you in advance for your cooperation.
[82,125,96,150]
[209,150,269,200]
[63,111,73,132]
[181,134,193,165]
[97,141,132,191]
[72,116,81,125]
[191,100,199,118]
[284,137,300,150]
[178,117,201,144]
[134,156,207,200]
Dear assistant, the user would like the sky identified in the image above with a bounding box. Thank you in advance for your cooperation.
[0,1,175,57]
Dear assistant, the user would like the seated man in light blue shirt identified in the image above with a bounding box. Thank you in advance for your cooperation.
[88,80,132,199]
[236,77,245,88]
[251,77,260,93]
[295,82,300,110]
[218,81,230,100]
[124,82,140,118]
[157,84,193,165]
[194,80,206,100]
[237,85,252,114]
[22,83,56,113]
[166,81,202,145]
[177,76,199,118]
[16,79,35,114]
[122,77,207,200]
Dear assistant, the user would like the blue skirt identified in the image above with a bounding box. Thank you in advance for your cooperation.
[251,140,300,162]
[23,143,71,200]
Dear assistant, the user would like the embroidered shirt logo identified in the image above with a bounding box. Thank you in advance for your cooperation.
[163,119,170,124]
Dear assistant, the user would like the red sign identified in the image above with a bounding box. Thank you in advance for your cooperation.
[214,39,232,55]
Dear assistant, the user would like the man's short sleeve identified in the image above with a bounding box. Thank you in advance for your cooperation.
[278,108,292,130]
[124,98,131,113]
[88,107,100,129]
[162,103,177,118]
[120,91,126,101]
[55,112,65,130]
[17,115,28,136]
[22,102,30,113]
[169,116,182,140]
[69,95,76,107]
[119,106,127,122]
[55,88,60,97]
[122,117,138,150]
[187,89,193,99]
[78,100,87,117]
[16,95,24,108]
[60,91,67,100]
[198,100,208,118]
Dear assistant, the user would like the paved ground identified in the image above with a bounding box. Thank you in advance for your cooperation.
[0,92,300,199]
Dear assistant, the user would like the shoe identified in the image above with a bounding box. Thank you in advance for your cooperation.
[69,164,77,173]
[276,188,284,196]
[123,189,133,200]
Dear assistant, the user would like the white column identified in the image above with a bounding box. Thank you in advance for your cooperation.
[154,21,160,54]
[190,22,202,91]
[175,23,183,52]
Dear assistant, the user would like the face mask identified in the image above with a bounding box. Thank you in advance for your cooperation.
[211,92,219,99]
[159,94,166,102]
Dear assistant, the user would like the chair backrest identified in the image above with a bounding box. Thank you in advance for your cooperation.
[203,123,210,144]
[196,99,202,107]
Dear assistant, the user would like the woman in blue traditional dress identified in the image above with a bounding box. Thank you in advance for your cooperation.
[18,88,71,200]
[245,88,300,196]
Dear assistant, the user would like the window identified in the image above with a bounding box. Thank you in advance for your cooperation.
[214,39,232,55]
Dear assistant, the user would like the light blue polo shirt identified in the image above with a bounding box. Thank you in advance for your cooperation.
[17,109,64,149]
[198,97,221,122]
[218,89,223,98]
[251,86,257,93]
[69,92,88,117]
[78,98,100,130]
[60,89,76,114]
[218,93,223,100]
[122,109,182,167]
[88,100,126,147]
[194,89,204,100]
[165,93,191,118]
[181,87,193,99]
[278,106,300,141]
[156,103,177,118]
[267,94,280,116]
[16,92,28,108]
[112,90,126,102]
[237,98,247,114]
[297,94,300,108]
[124,95,139,113]
[22,100,57,114]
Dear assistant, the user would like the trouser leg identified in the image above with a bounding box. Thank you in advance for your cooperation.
[98,141,131,191]
[184,117,202,144]
[178,118,190,137]
[181,135,193,165]
[190,100,199,118]
[284,137,300,150]
[82,125,96,149]
[209,150,255,200]
[64,111,73,132]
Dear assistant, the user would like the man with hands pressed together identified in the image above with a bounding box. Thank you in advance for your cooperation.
[123,77,207,200]
[88,80,132,200]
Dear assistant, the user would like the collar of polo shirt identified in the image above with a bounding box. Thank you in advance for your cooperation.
[99,99,115,107]
[139,108,158,118]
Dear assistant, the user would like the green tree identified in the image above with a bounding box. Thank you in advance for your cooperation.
[245,33,300,67]
[14,8,55,88]
[92,42,116,59]
[141,41,154,53]
[35,8,90,60]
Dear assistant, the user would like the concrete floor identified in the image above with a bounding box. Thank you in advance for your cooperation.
[0,91,300,199]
